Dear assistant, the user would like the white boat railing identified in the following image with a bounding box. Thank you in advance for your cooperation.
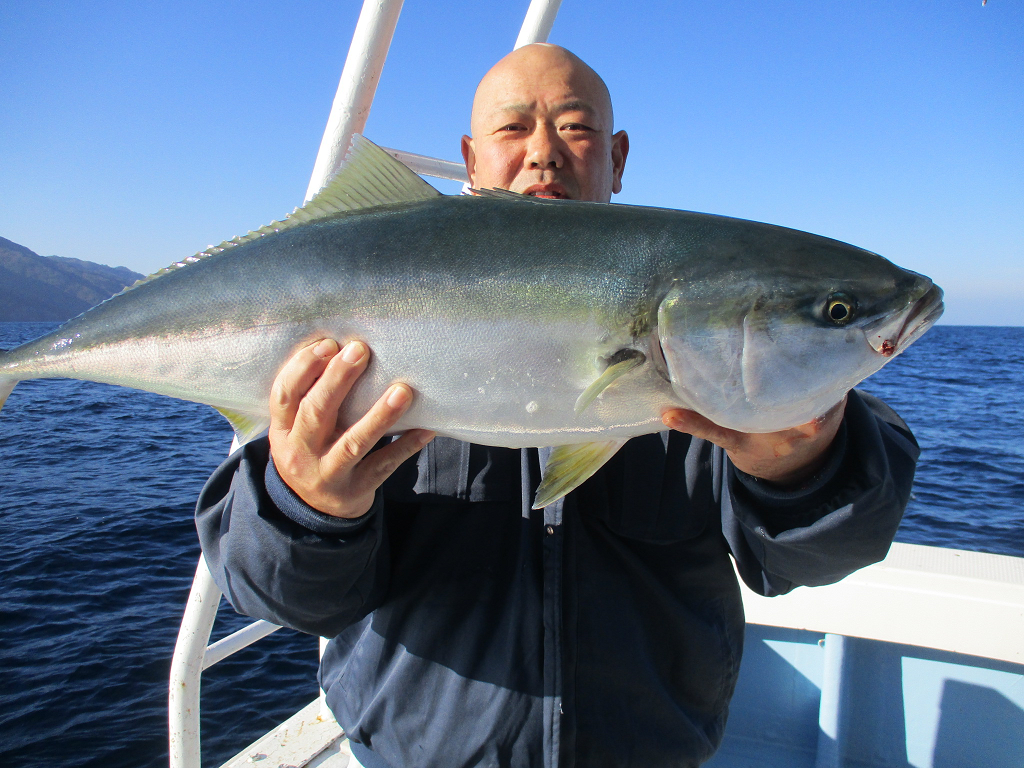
[167,2,564,766]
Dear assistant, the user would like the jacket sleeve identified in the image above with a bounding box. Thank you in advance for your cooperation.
[195,435,389,637]
[722,389,920,596]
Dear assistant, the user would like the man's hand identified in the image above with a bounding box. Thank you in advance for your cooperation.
[662,396,847,488]
[268,339,435,518]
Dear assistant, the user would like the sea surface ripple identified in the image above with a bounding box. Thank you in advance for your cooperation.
[0,322,1021,767]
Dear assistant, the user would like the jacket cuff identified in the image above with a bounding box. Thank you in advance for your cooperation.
[730,417,850,516]
[266,456,380,536]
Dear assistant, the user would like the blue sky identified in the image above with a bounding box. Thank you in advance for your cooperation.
[2,1,1021,325]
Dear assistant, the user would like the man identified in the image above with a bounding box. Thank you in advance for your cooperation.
[197,44,917,767]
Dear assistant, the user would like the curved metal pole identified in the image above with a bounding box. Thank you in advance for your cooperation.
[305,0,405,202]
[514,0,563,49]
[169,556,222,768]
[166,2,566,765]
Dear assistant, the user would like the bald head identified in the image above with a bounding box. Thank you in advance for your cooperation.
[461,44,628,202]
[470,45,614,139]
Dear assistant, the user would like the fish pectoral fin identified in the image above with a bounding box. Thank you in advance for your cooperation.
[533,440,628,509]
[214,408,270,445]
[574,349,646,414]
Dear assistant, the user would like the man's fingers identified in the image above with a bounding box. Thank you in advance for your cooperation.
[292,341,370,447]
[270,339,340,431]
[356,429,436,491]
[663,408,742,453]
[324,383,416,471]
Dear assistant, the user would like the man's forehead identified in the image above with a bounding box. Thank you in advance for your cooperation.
[487,99,599,118]
[470,45,614,132]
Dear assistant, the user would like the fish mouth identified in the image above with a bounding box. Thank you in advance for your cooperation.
[899,283,944,347]
[864,282,944,357]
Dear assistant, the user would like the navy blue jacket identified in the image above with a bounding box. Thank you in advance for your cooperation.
[196,389,918,768]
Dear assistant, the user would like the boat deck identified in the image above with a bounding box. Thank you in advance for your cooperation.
[221,700,351,768]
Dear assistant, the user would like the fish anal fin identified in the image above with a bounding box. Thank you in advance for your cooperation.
[574,349,646,414]
[533,439,628,509]
[214,408,270,445]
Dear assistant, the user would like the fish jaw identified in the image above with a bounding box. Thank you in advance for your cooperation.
[862,281,944,358]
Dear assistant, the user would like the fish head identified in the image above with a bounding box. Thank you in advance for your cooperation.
[655,228,944,433]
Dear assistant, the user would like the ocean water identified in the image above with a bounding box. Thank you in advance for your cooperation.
[0,322,1021,767]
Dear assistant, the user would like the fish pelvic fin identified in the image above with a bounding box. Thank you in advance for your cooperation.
[214,407,270,445]
[574,349,646,415]
[533,439,628,509]
[106,134,442,301]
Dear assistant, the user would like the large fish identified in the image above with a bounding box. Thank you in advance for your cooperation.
[0,136,942,507]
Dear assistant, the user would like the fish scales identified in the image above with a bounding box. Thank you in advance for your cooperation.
[0,135,943,506]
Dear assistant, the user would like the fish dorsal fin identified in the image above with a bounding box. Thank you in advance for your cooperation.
[470,188,561,204]
[112,135,442,297]
[471,188,529,200]
[533,440,629,509]
[204,133,441,250]
[298,134,443,215]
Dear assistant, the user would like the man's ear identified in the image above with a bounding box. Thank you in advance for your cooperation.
[610,130,629,195]
[461,135,476,187]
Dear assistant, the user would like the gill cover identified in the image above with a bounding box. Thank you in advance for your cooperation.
[656,282,882,433]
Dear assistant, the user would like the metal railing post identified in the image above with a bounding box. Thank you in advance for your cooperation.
[815,633,850,768]
[514,0,563,49]
[169,555,222,768]
[305,0,406,202]
[167,0,569,763]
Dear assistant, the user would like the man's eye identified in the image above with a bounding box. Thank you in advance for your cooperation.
[560,123,594,132]
[498,124,525,132]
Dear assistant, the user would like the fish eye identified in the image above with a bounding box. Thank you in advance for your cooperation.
[824,293,856,325]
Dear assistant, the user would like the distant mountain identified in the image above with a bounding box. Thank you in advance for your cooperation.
[0,236,145,322]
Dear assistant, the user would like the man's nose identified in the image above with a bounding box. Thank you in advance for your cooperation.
[526,126,563,169]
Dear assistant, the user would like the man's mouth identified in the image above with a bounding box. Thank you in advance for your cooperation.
[523,184,570,199]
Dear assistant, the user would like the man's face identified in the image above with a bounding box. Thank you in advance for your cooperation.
[461,46,628,204]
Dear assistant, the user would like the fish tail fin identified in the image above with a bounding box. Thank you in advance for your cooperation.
[0,378,16,414]
[0,380,15,412]
[0,349,19,413]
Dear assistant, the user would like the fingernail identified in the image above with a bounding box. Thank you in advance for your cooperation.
[341,341,366,364]
[387,384,411,409]
[313,339,338,358]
